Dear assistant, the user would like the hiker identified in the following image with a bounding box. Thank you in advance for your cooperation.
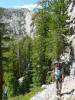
[54,61,64,96]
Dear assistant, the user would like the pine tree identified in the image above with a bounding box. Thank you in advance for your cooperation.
[4,35,33,96]
[18,36,32,94]
[32,0,69,86]
[32,0,52,86]
[47,0,70,60]
[0,8,10,99]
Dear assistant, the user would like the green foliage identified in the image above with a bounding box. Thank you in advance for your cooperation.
[47,0,69,60]
[1,0,70,98]
[32,0,69,87]
[46,72,52,84]
[32,7,51,86]
[4,41,19,97]
[4,35,33,97]
[9,87,43,100]
[0,8,11,99]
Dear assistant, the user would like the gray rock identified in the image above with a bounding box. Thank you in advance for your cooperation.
[2,8,34,38]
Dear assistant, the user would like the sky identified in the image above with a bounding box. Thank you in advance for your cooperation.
[0,0,39,9]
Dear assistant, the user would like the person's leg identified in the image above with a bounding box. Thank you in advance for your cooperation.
[56,80,59,95]
[59,80,62,96]
[60,81,62,93]
[57,81,60,95]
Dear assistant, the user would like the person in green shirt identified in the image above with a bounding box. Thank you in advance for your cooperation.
[54,61,64,96]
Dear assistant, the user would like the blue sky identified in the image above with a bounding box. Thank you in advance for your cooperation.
[0,0,39,8]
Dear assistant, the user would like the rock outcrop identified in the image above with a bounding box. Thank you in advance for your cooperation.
[2,8,34,38]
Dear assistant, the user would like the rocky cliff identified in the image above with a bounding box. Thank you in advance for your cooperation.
[2,8,34,38]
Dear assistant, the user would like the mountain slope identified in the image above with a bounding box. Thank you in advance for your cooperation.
[2,8,34,38]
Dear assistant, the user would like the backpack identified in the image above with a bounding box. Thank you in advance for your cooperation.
[54,63,62,80]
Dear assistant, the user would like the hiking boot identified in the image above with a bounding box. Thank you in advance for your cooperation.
[57,89,61,96]
[56,89,59,96]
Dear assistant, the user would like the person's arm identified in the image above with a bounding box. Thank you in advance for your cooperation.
[62,66,64,82]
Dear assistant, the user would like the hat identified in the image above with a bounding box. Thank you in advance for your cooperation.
[54,61,58,64]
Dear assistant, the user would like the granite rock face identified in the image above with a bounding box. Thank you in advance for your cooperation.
[2,8,34,38]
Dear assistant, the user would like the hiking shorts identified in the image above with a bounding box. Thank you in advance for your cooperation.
[55,74,62,82]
